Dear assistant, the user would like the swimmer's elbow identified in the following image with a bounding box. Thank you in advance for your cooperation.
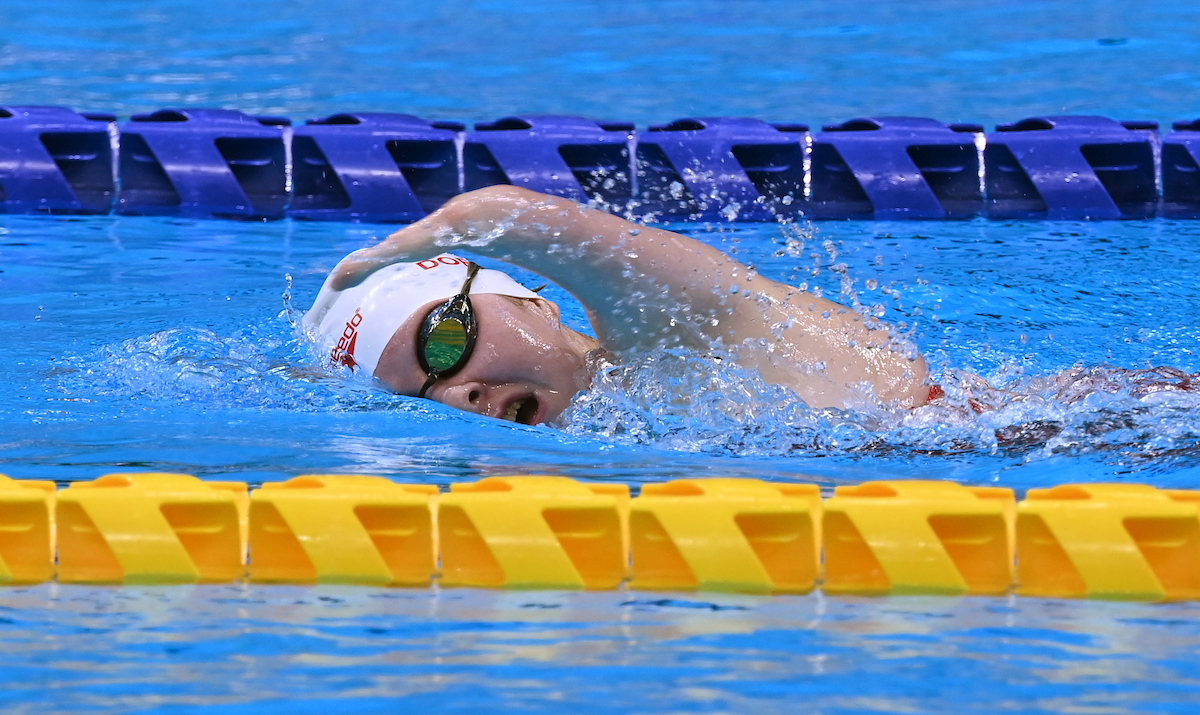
[901,354,933,407]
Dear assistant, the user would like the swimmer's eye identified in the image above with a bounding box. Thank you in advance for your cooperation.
[416,262,481,399]
[424,318,468,372]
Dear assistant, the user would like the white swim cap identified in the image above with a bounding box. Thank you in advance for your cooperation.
[304,254,538,376]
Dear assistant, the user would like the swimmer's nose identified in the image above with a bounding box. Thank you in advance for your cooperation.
[437,381,490,414]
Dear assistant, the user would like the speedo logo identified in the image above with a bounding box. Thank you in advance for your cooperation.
[330,309,363,370]
[416,256,468,270]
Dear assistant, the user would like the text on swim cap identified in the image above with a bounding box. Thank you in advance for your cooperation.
[417,256,468,270]
[330,309,363,371]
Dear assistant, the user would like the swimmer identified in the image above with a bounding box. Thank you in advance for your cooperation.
[305,186,935,425]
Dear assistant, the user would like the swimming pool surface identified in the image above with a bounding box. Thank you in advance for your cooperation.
[4,0,1200,711]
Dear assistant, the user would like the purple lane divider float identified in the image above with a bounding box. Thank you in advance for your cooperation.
[1162,119,1200,219]
[984,116,1158,220]
[0,106,116,214]
[290,113,464,223]
[0,105,1195,222]
[117,108,289,220]
[637,117,808,222]
[812,117,983,220]
[464,115,635,208]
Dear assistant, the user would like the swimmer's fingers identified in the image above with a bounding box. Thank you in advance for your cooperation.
[328,247,409,290]
[329,230,448,290]
[328,250,384,290]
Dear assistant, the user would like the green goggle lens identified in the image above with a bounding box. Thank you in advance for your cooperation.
[423,318,469,372]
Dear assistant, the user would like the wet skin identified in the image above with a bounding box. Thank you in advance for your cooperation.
[333,186,934,424]
[373,293,598,425]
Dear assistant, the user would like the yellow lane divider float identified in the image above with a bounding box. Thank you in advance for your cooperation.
[2,472,1199,601]
[630,478,820,594]
[439,476,628,590]
[249,475,438,586]
[56,473,247,584]
[1017,483,1200,601]
[824,481,1014,596]
[0,475,56,584]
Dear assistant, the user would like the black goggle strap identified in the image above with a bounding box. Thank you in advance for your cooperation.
[460,261,481,293]
[416,262,481,399]
[417,373,438,399]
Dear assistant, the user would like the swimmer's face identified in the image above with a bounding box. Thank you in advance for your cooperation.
[375,294,596,426]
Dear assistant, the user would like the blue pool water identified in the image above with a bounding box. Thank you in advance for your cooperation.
[5,0,1200,711]
[11,216,1200,488]
[2,586,1199,714]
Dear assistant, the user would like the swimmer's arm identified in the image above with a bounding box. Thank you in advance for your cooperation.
[333,186,932,405]
[331,186,767,351]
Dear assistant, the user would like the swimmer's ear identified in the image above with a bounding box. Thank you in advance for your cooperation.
[526,296,562,323]
[500,295,562,323]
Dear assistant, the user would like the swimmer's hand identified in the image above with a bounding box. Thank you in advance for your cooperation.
[329,222,449,291]
[329,186,564,290]
[329,243,426,291]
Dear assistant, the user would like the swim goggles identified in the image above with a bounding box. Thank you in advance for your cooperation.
[415,261,481,398]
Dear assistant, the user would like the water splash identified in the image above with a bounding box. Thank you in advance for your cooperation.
[53,321,1200,465]
[563,350,1200,463]
[51,308,1200,465]
[55,323,412,414]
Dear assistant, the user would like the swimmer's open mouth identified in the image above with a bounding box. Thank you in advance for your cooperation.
[500,395,541,425]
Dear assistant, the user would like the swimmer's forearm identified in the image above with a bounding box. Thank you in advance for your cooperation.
[328,188,536,289]
[336,187,753,347]
[378,186,739,285]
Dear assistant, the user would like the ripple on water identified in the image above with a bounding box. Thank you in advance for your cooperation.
[57,323,1200,466]
[0,586,1197,713]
